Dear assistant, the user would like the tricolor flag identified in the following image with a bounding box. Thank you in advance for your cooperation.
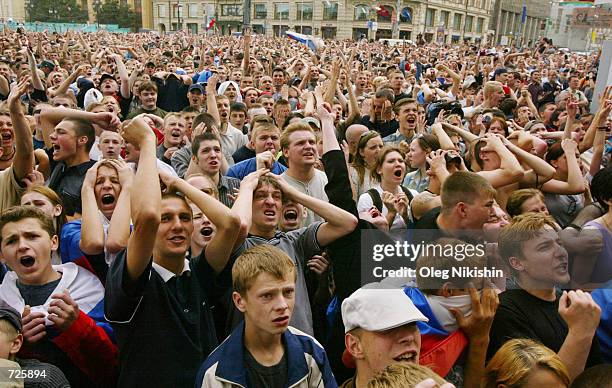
[401,8,412,21]
[286,30,324,52]
[207,18,216,30]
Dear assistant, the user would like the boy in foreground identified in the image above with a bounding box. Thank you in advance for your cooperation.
[196,244,337,387]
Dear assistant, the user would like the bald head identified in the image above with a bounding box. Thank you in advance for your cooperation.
[346,124,369,155]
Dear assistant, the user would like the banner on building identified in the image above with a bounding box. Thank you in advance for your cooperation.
[572,7,612,27]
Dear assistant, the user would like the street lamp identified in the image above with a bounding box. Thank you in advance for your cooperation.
[93,0,101,28]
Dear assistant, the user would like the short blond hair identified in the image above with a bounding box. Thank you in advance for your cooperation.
[232,245,296,295]
[280,122,314,151]
[498,213,559,262]
[367,363,447,388]
[484,339,569,388]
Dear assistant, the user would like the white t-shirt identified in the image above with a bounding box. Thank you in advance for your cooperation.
[357,184,418,230]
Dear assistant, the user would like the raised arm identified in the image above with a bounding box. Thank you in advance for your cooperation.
[541,139,585,195]
[205,75,220,126]
[80,163,105,255]
[120,117,161,281]
[272,174,358,247]
[162,174,242,274]
[48,65,85,98]
[112,54,130,99]
[230,169,269,248]
[26,49,45,91]
[105,159,133,254]
[8,78,34,181]
[476,135,524,188]
[503,133,555,186]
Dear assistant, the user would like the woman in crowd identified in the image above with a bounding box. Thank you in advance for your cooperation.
[349,131,383,198]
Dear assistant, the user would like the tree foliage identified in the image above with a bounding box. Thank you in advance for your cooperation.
[96,0,141,30]
[27,0,88,23]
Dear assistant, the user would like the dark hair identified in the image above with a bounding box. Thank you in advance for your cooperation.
[182,105,200,113]
[545,141,564,164]
[414,134,440,154]
[230,101,247,114]
[571,365,612,388]
[0,206,56,245]
[138,80,158,93]
[192,113,218,133]
[282,112,305,129]
[374,88,395,104]
[192,132,221,156]
[591,166,612,212]
[62,118,96,151]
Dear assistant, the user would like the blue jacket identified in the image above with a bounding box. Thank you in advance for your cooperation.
[195,321,337,388]
[226,157,287,181]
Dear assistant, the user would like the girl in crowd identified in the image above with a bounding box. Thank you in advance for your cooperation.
[357,147,415,230]
[349,131,383,198]
[484,339,570,388]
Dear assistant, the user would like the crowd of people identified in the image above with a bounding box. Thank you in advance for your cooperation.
[0,24,609,387]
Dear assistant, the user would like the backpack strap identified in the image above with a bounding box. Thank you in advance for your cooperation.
[367,188,383,212]
[400,185,414,202]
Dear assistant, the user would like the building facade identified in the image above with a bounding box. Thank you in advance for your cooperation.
[148,0,494,43]
[545,2,612,51]
[489,0,550,47]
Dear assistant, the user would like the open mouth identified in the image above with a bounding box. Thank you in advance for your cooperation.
[101,194,115,205]
[284,209,298,221]
[273,316,289,324]
[394,169,403,177]
[406,117,416,125]
[264,210,276,217]
[393,351,417,363]
[221,112,228,118]
[1,132,12,141]
[169,236,186,243]
[171,130,181,139]
[200,227,213,237]
[20,256,35,268]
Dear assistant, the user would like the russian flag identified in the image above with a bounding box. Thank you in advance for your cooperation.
[286,30,320,52]
[404,287,468,377]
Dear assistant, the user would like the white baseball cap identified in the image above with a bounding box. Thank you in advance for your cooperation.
[342,286,428,333]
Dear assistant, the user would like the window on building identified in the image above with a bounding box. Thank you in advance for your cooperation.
[425,8,435,27]
[322,26,337,38]
[253,24,265,34]
[157,4,166,17]
[355,4,368,21]
[476,17,483,33]
[295,25,313,34]
[453,13,462,30]
[221,4,242,16]
[188,4,198,18]
[275,3,289,20]
[296,3,313,21]
[465,15,473,32]
[273,25,289,36]
[377,5,393,23]
[323,1,338,20]
[172,5,182,18]
[440,11,450,27]
[254,4,267,19]
[187,22,197,33]
[400,7,413,24]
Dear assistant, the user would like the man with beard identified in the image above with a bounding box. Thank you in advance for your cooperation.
[382,98,419,147]
[490,213,603,380]
[191,131,241,207]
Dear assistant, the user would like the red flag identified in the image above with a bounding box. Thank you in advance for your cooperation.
[207,18,216,30]
[376,6,389,17]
